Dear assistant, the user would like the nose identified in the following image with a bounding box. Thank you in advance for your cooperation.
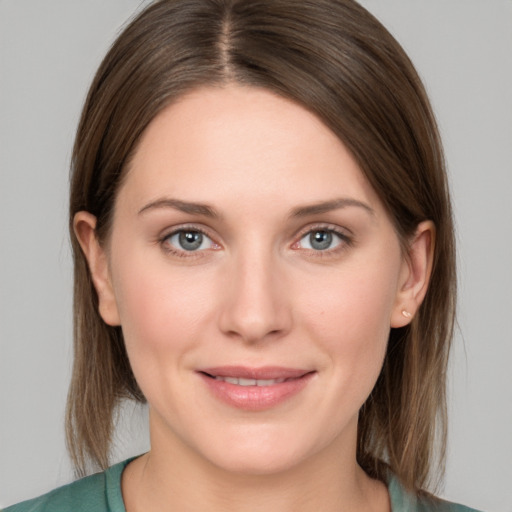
[218,247,292,344]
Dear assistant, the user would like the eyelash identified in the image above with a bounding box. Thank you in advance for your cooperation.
[157,224,353,258]
[159,225,219,258]
[292,224,353,257]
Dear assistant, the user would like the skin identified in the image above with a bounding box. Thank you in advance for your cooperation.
[75,85,434,512]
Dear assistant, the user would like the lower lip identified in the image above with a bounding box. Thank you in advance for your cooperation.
[198,372,315,411]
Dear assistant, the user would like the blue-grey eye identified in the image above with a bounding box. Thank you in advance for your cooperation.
[167,230,213,251]
[300,230,342,251]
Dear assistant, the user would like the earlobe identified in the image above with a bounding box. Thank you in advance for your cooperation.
[73,212,121,326]
[391,221,435,328]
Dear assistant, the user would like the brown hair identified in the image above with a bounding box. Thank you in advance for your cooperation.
[67,0,456,494]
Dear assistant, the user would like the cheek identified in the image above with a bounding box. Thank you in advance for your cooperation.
[303,264,397,338]
[109,249,216,366]
[298,256,400,386]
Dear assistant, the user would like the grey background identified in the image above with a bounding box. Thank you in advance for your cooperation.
[1,1,511,510]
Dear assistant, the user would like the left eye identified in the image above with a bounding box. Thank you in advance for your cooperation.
[165,230,215,252]
[298,229,343,251]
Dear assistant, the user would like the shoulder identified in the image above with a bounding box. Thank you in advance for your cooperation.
[387,474,483,512]
[2,459,130,512]
[414,495,483,512]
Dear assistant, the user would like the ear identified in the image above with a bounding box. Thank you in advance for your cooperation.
[390,220,435,328]
[73,211,121,326]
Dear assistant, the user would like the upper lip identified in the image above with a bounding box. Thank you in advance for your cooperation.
[198,366,313,380]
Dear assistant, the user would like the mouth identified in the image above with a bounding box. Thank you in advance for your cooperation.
[197,366,315,410]
[209,376,288,386]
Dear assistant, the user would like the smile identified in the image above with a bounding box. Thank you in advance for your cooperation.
[213,376,287,386]
[198,366,315,411]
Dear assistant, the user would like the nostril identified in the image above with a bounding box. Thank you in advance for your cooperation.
[217,276,293,343]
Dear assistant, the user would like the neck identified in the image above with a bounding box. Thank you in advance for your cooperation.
[122,413,389,512]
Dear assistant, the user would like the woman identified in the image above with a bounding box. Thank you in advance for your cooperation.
[4,0,481,510]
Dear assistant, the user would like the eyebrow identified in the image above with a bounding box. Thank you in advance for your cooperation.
[138,198,220,218]
[290,198,375,218]
[138,197,374,219]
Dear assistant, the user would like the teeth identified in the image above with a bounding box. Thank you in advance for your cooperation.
[214,376,286,386]
[238,378,256,386]
[257,379,278,386]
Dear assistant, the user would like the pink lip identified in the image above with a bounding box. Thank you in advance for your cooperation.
[197,366,315,411]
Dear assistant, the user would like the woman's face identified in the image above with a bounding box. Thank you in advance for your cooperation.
[85,85,422,475]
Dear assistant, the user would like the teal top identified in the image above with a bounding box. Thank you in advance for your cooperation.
[3,459,482,512]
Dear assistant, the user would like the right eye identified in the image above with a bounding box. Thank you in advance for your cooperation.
[163,229,217,253]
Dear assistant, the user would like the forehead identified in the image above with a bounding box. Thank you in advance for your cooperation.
[119,85,383,215]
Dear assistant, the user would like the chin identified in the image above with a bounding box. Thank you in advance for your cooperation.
[209,445,308,477]
[192,421,335,477]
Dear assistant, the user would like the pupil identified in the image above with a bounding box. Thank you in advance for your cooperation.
[310,230,332,250]
[179,231,203,250]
